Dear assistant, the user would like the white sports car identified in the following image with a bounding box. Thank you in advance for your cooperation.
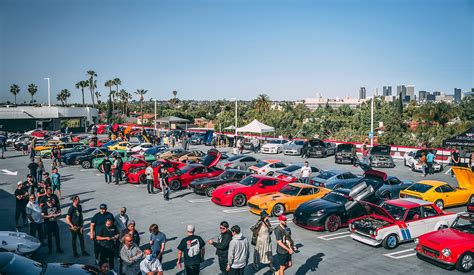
[129,143,154,153]
[403,149,443,173]
[261,139,289,154]
[0,231,41,255]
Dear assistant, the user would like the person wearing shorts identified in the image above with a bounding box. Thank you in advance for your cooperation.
[51,168,61,199]
[274,215,295,275]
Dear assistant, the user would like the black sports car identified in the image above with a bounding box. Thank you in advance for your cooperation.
[61,147,97,165]
[76,148,112,169]
[306,139,336,158]
[189,169,252,197]
[293,182,373,232]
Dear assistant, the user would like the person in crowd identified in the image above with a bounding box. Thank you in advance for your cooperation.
[451,148,461,177]
[208,221,232,274]
[0,136,5,159]
[114,155,124,184]
[361,142,369,165]
[90,204,115,265]
[301,139,309,159]
[41,197,63,254]
[36,180,47,203]
[66,195,89,257]
[177,224,206,275]
[121,220,140,246]
[24,174,36,195]
[96,218,120,270]
[43,172,52,187]
[140,248,164,275]
[39,186,60,208]
[30,137,37,159]
[275,215,296,275]
[299,161,312,184]
[419,152,427,177]
[146,164,154,194]
[101,156,113,184]
[51,146,61,168]
[227,225,250,275]
[51,167,61,199]
[14,181,29,228]
[183,136,189,151]
[26,194,44,245]
[115,207,129,233]
[149,224,166,263]
[37,157,45,186]
[426,150,436,175]
[160,165,171,201]
[98,261,117,275]
[120,234,143,275]
[250,211,274,271]
[171,135,176,148]
[27,158,39,186]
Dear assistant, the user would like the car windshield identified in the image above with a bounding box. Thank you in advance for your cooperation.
[406,183,433,193]
[451,215,474,234]
[280,185,301,196]
[254,161,268,168]
[82,148,95,154]
[322,192,348,204]
[309,140,324,146]
[0,254,44,274]
[380,202,406,220]
[337,144,353,152]
[239,176,259,186]
[219,171,234,180]
[228,155,244,161]
[281,165,301,173]
[317,171,336,180]
[371,146,390,155]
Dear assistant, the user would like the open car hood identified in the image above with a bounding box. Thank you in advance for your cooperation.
[201,149,222,168]
[453,166,474,189]
[370,145,391,155]
[359,201,396,223]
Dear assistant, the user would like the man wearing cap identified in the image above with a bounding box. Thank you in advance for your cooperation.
[14,181,29,228]
[41,197,63,254]
[26,194,44,245]
[208,221,232,274]
[66,196,90,257]
[177,225,206,275]
[90,204,115,264]
[274,215,295,275]
[227,225,250,275]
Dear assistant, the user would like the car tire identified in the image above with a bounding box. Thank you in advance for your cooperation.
[434,199,444,210]
[232,194,247,207]
[170,180,181,190]
[272,203,285,216]
[382,234,399,249]
[139,174,147,185]
[411,164,416,172]
[324,214,341,232]
[81,160,91,169]
[469,195,474,204]
[205,187,215,197]
[456,252,474,273]
[98,165,104,173]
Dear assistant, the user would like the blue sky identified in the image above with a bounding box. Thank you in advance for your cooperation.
[0,0,472,104]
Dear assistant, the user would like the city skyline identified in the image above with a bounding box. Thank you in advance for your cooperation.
[1,0,472,104]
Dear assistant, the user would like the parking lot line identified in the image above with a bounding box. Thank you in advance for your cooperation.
[384,248,416,259]
[187,198,212,203]
[318,231,352,241]
[222,209,249,213]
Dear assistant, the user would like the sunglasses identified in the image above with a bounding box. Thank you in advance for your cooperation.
[220,226,227,230]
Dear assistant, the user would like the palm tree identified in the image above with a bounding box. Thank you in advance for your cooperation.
[113,78,121,111]
[254,94,271,115]
[56,89,71,106]
[172,90,177,98]
[95,91,101,104]
[87,70,97,108]
[75,80,89,106]
[104,80,114,123]
[135,89,148,129]
[10,84,20,105]
[119,89,131,115]
[27,83,38,103]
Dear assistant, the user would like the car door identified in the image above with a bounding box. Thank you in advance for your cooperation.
[257,179,278,195]
[291,187,314,210]
[404,207,426,239]
[439,184,457,207]
[420,204,442,231]
[240,157,254,169]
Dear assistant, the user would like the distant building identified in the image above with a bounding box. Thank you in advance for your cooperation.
[433,91,441,96]
[406,85,415,101]
[426,94,436,101]
[382,86,392,96]
[454,88,462,103]
[418,91,427,102]
[359,87,366,100]
[397,85,407,100]
[304,94,367,110]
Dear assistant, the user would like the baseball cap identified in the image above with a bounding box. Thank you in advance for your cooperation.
[186,224,195,232]
[278,214,287,221]
[17,181,23,186]
[100,204,107,209]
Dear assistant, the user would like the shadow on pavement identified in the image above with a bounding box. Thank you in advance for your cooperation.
[295,252,325,275]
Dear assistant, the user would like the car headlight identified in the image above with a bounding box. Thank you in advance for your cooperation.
[414,238,419,245]
[442,248,451,257]
[311,210,325,217]
[224,190,234,195]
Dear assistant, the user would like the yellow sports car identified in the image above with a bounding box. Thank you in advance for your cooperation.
[400,167,474,209]
[248,182,330,216]
[108,141,132,151]
[34,140,63,151]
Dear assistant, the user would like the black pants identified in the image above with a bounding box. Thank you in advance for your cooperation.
[114,169,121,184]
[147,178,154,193]
[218,254,228,273]
[229,267,245,275]
[427,162,433,175]
[29,222,44,244]
[46,222,61,252]
[71,228,86,253]
[185,264,200,275]
[99,247,115,269]
[15,206,26,225]
[94,240,100,260]
[104,171,112,183]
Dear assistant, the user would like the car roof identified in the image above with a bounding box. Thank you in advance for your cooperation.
[417,180,447,187]
[321,169,346,174]
[262,159,282,164]
[387,198,431,208]
[226,169,251,174]
[289,182,316,188]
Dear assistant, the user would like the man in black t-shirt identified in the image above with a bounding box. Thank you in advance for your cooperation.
[101,156,113,184]
[27,159,39,185]
[42,172,52,187]
[41,198,63,254]
[24,174,36,194]
[96,218,119,269]
[39,187,60,208]
[66,196,90,257]
[14,182,29,228]
[177,224,205,275]
[90,204,115,264]
[274,215,296,275]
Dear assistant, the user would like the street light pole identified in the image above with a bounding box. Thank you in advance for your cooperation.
[44,78,50,106]
[154,99,157,134]
[230,98,238,136]
[370,94,374,147]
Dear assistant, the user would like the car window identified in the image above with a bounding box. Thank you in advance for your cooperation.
[269,163,276,168]
[261,179,276,186]
[434,187,443,193]
[191,167,205,174]
[311,167,319,172]
[274,162,286,168]
[299,187,314,196]
[422,205,439,217]
[388,178,402,185]
[234,173,246,180]
[440,184,454,192]
[405,207,422,221]
[342,173,357,179]
[336,174,344,179]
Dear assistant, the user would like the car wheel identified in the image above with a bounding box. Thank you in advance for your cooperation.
[232,194,247,207]
[434,199,444,210]
[272,203,285,216]
[411,164,416,172]
[98,165,104,173]
[456,252,474,272]
[81,160,91,169]
[382,234,399,249]
[74,159,80,165]
[170,180,181,190]
[139,174,147,185]
[324,214,341,232]
[205,187,215,197]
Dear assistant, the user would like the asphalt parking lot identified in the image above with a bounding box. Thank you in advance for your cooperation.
[0,144,465,274]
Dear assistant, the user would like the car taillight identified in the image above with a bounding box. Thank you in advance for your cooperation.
[262,169,266,172]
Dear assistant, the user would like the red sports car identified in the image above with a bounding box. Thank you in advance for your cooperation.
[415,204,474,272]
[115,154,153,178]
[211,175,289,207]
[126,159,185,185]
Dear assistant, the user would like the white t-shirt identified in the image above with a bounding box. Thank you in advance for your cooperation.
[26,201,43,224]
[146,166,154,180]
[300,166,312,178]
[140,258,163,274]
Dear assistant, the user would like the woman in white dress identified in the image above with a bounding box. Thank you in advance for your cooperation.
[250,211,275,271]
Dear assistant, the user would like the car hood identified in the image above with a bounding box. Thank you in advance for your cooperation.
[201,149,222,168]
[358,201,396,223]
[214,182,247,193]
[421,228,474,249]
[262,143,280,148]
[45,263,99,274]
[452,166,474,189]
[283,144,302,150]
[371,155,393,160]
[250,192,290,205]
[297,198,340,214]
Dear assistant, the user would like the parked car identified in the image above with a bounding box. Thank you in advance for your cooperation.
[306,139,336,158]
[282,140,305,156]
[211,175,289,207]
[33,140,62,151]
[158,148,187,160]
[248,159,287,176]
[61,147,97,165]
[0,231,41,255]
[143,145,168,157]
[0,252,99,274]
[260,139,289,154]
[126,159,186,185]
[190,133,206,145]
[177,150,206,163]
[335,143,357,164]
[403,149,443,173]
[108,141,140,151]
[415,203,474,272]
[349,199,457,249]
[40,143,87,158]
[248,183,330,216]
[120,154,153,178]
[216,155,259,170]
[77,148,111,169]
[93,150,132,172]
[129,142,154,153]
[311,170,361,188]
[189,169,252,197]
[274,163,321,182]
[242,138,260,151]
[369,145,395,168]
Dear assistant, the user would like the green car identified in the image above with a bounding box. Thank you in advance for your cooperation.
[39,143,87,158]
[93,150,134,173]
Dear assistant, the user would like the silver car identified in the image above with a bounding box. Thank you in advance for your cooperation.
[216,154,259,170]
[282,140,305,155]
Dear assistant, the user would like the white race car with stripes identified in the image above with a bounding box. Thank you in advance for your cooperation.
[348,198,458,249]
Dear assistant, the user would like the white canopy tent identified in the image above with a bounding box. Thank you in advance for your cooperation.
[236,119,275,134]
[224,125,236,130]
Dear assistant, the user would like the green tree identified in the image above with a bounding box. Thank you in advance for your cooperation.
[75,80,89,106]
[105,80,114,122]
[10,84,20,104]
[459,96,474,122]
[56,89,71,106]
[87,70,97,107]
[135,89,148,129]
[27,83,38,103]
[253,94,271,116]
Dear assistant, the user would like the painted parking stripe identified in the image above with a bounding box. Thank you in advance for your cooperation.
[384,248,416,259]
[318,231,351,241]
[222,209,249,213]
[187,198,212,203]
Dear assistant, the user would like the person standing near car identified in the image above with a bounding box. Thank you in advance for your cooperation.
[426,150,436,175]
[37,157,45,185]
[275,215,296,275]
[250,211,274,271]
[160,165,171,201]
[66,195,90,257]
[90,204,115,265]
[96,218,120,270]
[146,164,154,194]
[101,156,113,184]
[15,181,29,228]
[299,161,312,184]
[450,149,460,177]
[177,224,206,275]
[301,139,309,159]
[41,197,63,254]
[113,155,121,185]
[208,221,232,274]
[26,194,45,246]
[227,225,250,275]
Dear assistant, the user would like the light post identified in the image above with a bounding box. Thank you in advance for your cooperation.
[154,99,157,134]
[43,77,50,106]
[370,92,375,147]
[230,98,237,136]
